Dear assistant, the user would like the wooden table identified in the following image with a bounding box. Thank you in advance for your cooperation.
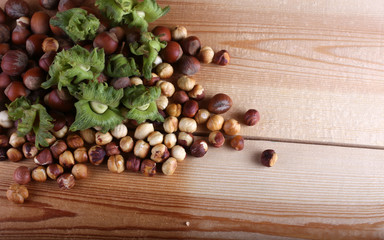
[1,0,384,239]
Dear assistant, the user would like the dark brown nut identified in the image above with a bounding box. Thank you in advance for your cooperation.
[66,134,84,149]
[22,142,38,158]
[0,8,6,23]
[172,90,189,104]
[93,31,118,55]
[147,131,163,146]
[6,184,28,204]
[180,36,201,56]
[31,11,50,35]
[74,147,88,163]
[208,131,225,148]
[79,129,95,144]
[14,166,31,185]
[34,148,53,165]
[42,37,59,53]
[111,77,131,89]
[244,109,260,126]
[213,50,230,66]
[9,132,25,148]
[120,136,134,153]
[0,148,6,161]
[88,145,106,165]
[195,109,210,124]
[125,153,141,172]
[171,25,187,41]
[26,34,47,57]
[188,84,205,101]
[177,75,195,91]
[159,81,175,97]
[59,150,75,168]
[156,95,168,110]
[179,117,197,133]
[160,41,183,63]
[23,67,44,90]
[31,166,47,182]
[134,123,154,140]
[156,63,173,79]
[208,93,233,114]
[44,88,74,112]
[150,144,169,163]
[0,72,11,88]
[95,131,113,145]
[4,81,28,102]
[166,103,182,117]
[163,116,178,133]
[12,20,30,45]
[190,139,208,158]
[0,24,10,43]
[39,51,56,72]
[223,119,241,136]
[58,0,77,11]
[106,142,120,156]
[261,149,278,167]
[198,46,214,64]
[0,134,8,147]
[46,163,63,180]
[107,154,125,173]
[5,0,30,19]
[164,133,177,149]
[7,148,23,162]
[140,159,156,177]
[133,140,150,159]
[178,55,200,76]
[40,0,59,9]
[177,132,194,148]
[162,157,177,176]
[1,50,28,76]
[71,163,88,179]
[230,135,244,151]
[109,26,125,42]
[182,100,199,118]
[152,26,171,42]
[57,173,75,190]
[171,145,186,162]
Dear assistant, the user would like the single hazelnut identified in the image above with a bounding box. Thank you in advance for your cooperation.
[162,157,177,176]
[42,37,59,53]
[12,20,30,45]
[46,163,64,180]
[261,149,278,167]
[160,81,175,97]
[160,41,183,63]
[110,123,128,139]
[34,148,53,165]
[26,34,47,57]
[74,147,88,163]
[140,159,156,177]
[171,26,187,41]
[95,131,113,145]
[108,154,125,173]
[147,131,164,146]
[0,110,13,128]
[126,153,141,172]
[198,46,214,63]
[22,142,38,158]
[190,139,208,158]
[6,184,28,204]
[57,173,75,190]
[223,119,241,136]
[163,116,178,133]
[93,31,118,54]
[0,24,10,44]
[134,123,154,140]
[164,133,177,149]
[105,142,120,156]
[177,75,196,91]
[66,133,84,149]
[208,131,225,148]
[171,145,186,162]
[156,63,173,79]
[195,109,210,124]
[182,100,199,118]
[152,26,171,42]
[9,132,25,148]
[7,148,23,162]
[133,139,150,159]
[5,0,30,19]
[14,166,31,185]
[180,36,201,56]
[59,150,75,168]
[188,84,205,101]
[244,109,260,126]
[31,166,47,182]
[156,95,168,110]
[230,135,244,151]
[177,132,194,148]
[4,81,28,102]
[1,50,28,76]
[0,135,8,147]
[177,55,200,76]
[208,93,233,114]
[206,115,224,131]
[88,145,106,165]
[31,11,50,35]
[79,128,95,144]
[40,0,59,9]
[39,51,56,72]
[71,163,88,179]
[52,125,68,139]
[166,103,182,117]
[150,144,169,163]
[213,50,230,66]
[172,90,189,104]
[23,67,44,90]
[131,76,143,85]
[120,136,134,153]
[179,117,197,133]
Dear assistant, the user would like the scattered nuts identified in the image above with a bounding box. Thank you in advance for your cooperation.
[156,95,169,110]
[163,116,179,133]
[120,136,134,153]
[80,128,95,144]
[162,157,177,175]
[244,109,260,126]
[164,133,177,149]
[177,75,196,91]
[7,184,28,204]
[71,163,88,179]
[230,135,244,151]
[9,132,26,148]
[208,131,225,148]
[179,117,197,133]
[31,166,47,182]
[171,25,187,41]
[182,100,199,117]
[57,173,75,190]
[134,122,154,140]
[22,142,38,158]
[198,46,214,63]
[156,62,173,79]
[7,148,23,162]
[150,144,169,163]
[59,150,75,168]
[147,131,164,146]
[46,163,64,180]
[14,166,31,185]
[195,109,210,124]
[190,139,208,157]
[111,123,128,139]
[208,93,233,114]
[171,145,186,162]
[177,132,194,148]
[261,149,278,167]
[166,103,182,117]
[74,147,88,163]
[206,114,224,131]
[50,140,67,159]
[223,119,241,136]
[66,134,84,149]
[34,148,53,165]
[133,139,150,159]
[188,84,205,101]
[126,153,141,172]
[107,154,125,173]
[95,131,113,145]
[88,145,106,165]
[140,159,156,177]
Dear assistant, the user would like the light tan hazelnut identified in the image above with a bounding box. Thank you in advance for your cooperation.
[162,157,177,175]
[52,125,68,139]
[131,77,143,85]
[164,133,177,148]
[0,110,13,128]
[171,145,186,162]
[120,136,134,152]
[133,139,150,159]
[147,131,163,146]
[107,155,125,173]
[206,115,224,131]
[188,84,205,100]
[171,25,187,41]
[178,117,197,133]
[223,119,241,136]
[156,95,168,110]
[80,128,95,144]
[74,147,88,163]
[9,132,25,148]
[195,109,210,124]
[150,144,169,163]
[134,122,154,140]
[71,163,88,179]
[160,81,175,97]
[163,116,178,133]
[198,46,214,63]
[31,166,47,182]
[111,123,128,139]
[166,103,182,117]
[95,131,113,145]
[156,63,173,79]
[177,76,195,91]
[177,132,194,147]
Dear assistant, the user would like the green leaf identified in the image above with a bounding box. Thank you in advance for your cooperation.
[32,104,54,148]
[6,96,31,120]
[125,9,148,32]
[105,54,140,78]
[95,0,137,25]
[134,0,170,23]
[50,8,100,42]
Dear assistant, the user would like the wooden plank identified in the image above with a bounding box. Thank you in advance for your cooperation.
[0,140,383,239]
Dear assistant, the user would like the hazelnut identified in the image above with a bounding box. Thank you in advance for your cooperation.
[162,157,177,176]
[177,132,194,148]
[223,119,241,136]
[46,163,64,180]
[195,109,210,124]
[206,115,224,131]
[12,20,30,45]
[134,123,154,140]
[180,36,201,56]
[152,26,171,42]
[59,150,75,168]
[65,133,84,149]
[111,123,128,139]
[109,26,125,42]
[171,145,186,162]
[163,116,178,133]
[111,76,130,89]
[23,67,45,91]
[160,81,175,97]
[42,37,59,52]
[0,148,6,161]
[140,159,156,177]
[160,41,183,63]
[156,63,173,79]
[150,144,169,163]
[190,139,208,158]
[171,26,187,41]
[166,103,182,117]
[5,81,28,102]
[0,111,13,128]
[5,0,30,19]
[0,24,10,43]
[179,117,197,133]
[31,11,50,35]
[74,147,88,163]
[40,0,59,9]
[39,51,56,72]
[9,132,25,148]
[188,84,205,101]
[156,95,168,110]
[177,55,200,76]
[105,142,120,156]
[244,109,260,126]
[52,125,68,139]
[71,163,88,179]
[6,184,28,204]
[198,46,214,63]
[31,166,47,182]
[177,76,196,91]
[108,154,125,173]
[13,166,31,185]
[1,50,28,76]
[57,173,75,190]
[0,135,8,147]
[164,133,177,149]
[34,148,53,165]
[88,145,106,165]
[7,148,23,162]
[120,136,134,153]
[50,140,67,159]
[126,153,141,172]
[153,55,163,67]
[172,90,189,104]
[133,140,150,159]
[26,34,47,57]
[95,131,113,145]
[131,76,143,85]
[0,8,6,24]
[79,128,95,144]
[230,135,244,151]
[147,131,164,146]
[213,50,230,66]
[208,93,233,114]
[22,142,38,158]
[0,72,11,89]
[261,149,278,167]
[45,135,56,146]
[208,131,225,148]
[93,31,118,55]
[182,100,199,118]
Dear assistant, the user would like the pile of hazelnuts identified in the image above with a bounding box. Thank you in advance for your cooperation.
[0,0,276,205]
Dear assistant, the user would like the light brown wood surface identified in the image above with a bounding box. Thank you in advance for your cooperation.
[1,0,384,239]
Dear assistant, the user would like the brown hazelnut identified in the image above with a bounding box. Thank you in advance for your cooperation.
[160,41,183,63]
[40,0,59,9]
[34,148,53,165]
[26,34,47,57]
[172,90,189,104]
[1,50,28,76]
[71,163,88,179]
[93,31,118,54]
[22,142,38,158]
[177,132,194,148]
[190,139,208,158]
[59,150,75,168]
[109,26,125,42]
[66,134,84,149]
[0,134,8,147]
[223,119,241,136]
[31,166,47,182]
[230,135,244,151]
[23,67,44,90]
[195,109,210,124]
[261,149,278,167]
[166,103,182,117]
[198,46,214,63]
[44,89,74,112]
[150,144,169,163]
[163,116,178,133]
[0,72,11,89]
[0,8,6,23]
[206,114,224,131]
[180,36,201,56]
[171,25,187,41]
[4,81,28,101]
[57,173,75,190]
[58,0,77,12]
[188,84,205,101]
[7,148,23,162]
[208,131,225,148]
[6,184,28,204]
[14,166,31,185]
[0,24,10,44]
[39,51,56,72]
[79,128,95,144]
[12,20,30,45]
[156,63,173,79]
[5,0,30,19]
[0,43,10,61]
[126,153,141,172]
[133,139,150,159]
[74,147,88,163]
[46,163,64,180]
[105,142,120,156]
[208,93,233,114]
[244,109,260,126]
[50,140,68,159]
[177,55,200,76]
[152,26,171,42]
[108,154,125,173]
[162,157,177,176]
[182,100,199,118]
[177,75,195,91]
[111,77,131,89]
[31,11,50,35]
[95,131,113,145]
[140,159,156,177]
[88,145,106,165]
[213,50,230,66]
[120,136,134,153]
[42,37,59,53]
